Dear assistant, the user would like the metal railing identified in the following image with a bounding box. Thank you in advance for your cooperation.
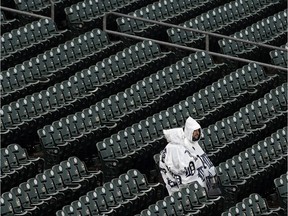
[0,1,54,21]
[103,12,288,72]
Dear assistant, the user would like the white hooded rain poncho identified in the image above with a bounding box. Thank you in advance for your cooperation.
[159,117,220,196]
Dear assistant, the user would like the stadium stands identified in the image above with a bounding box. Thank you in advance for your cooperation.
[166,0,286,48]
[0,28,124,106]
[1,144,44,193]
[1,18,70,70]
[219,9,287,62]
[56,169,164,216]
[0,0,287,215]
[221,193,284,215]
[65,0,156,33]
[116,0,222,39]
[1,156,103,215]
[135,180,224,216]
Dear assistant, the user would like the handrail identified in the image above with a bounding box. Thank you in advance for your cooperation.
[104,11,287,52]
[50,0,55,21]
[0,5,53,21]
[103,12,288,72]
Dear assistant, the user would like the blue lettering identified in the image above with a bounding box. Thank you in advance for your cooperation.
[201,154,214,169]
[198,154,214,169]
[184,161,195,177]
[197,166,205,182]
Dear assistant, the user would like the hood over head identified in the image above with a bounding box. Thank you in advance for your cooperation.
[184,117,202,143]
[163,127,185,146]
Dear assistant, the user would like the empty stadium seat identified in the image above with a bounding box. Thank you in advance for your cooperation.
[270,45,288,68]
[274,173,288,211]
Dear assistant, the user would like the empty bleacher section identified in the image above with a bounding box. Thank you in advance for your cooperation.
[0,0,287,215]
[1,156,103,215]
[219,9,287,63]
[216,127,287,207]
[1,144,44,193]
[0,28,125,106]
[1,19,70,70]
[55,169,165,216]
[65,0,156,34]
[221,193,285,216]
[166,0,286,50]
[135,180,224,216]
[37,50,227,165]
[116,0,226,39]
[1,40,175,149]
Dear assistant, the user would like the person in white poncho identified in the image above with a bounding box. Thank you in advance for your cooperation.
[159,116,221,196]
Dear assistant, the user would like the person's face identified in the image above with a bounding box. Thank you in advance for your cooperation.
[192,129,200,141]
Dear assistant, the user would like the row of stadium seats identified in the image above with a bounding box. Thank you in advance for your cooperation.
[1,18,69,70]
[200,84,287,164]
[221,193,284,216]
[1,156,103,215]
[1,144,44,193]
[56,169,165,216]
[116,0,219,38]
[217,127,287,208]
[96,81,287,181]
[137,181,224,216]
[1,28,123,105]
[36,51,226,165]
[95,73,284,180]
[4,50,272,157]
[14,0,80,21]
[166,0,283,47]
[200,81,287,159]
[0,40,172,148]
[65,0,155,33]
[219,9,287,61]
[166,63,279,127]
[7,122,287,215]
[104,66,280,164]
[16,0,51,13]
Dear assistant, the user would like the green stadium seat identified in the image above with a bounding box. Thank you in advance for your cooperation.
[86,190,115,215]
[71,200,90,215]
